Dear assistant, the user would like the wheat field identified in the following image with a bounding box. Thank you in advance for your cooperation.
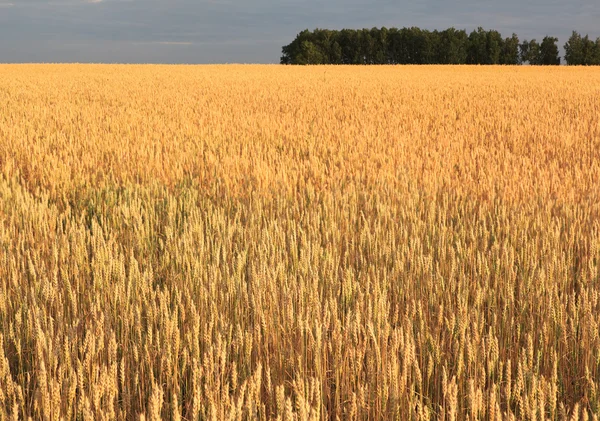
[0,65,599,420]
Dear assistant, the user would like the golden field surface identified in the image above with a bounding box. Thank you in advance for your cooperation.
[0,65,599,420]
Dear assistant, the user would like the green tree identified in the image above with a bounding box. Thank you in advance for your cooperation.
[339,29,360,64]
[387,27,402,63]
[501,33,520,64]
[486,30,504,64]
[593,38,600,65]
[467,27,489,64]
[539,36,560,65]
[281,29,313,64]
[396,27,414,64]
[281,27,566,66]
[437,28,468,64]
[375,27,389,64]
[410,27,435,64]
[330,41,343,64]
[311,29,341,64]
[564,31,584,65]
[581,34,600,65]
[520,39,541,64]
[293,41,325,64]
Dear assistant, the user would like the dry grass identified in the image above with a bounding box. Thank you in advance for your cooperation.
[0,64,599,420]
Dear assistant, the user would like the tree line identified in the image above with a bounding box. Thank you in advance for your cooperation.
[564,31,600,65]
[281,28,600,65]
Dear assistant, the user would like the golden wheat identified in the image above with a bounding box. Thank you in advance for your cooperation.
[0,64,599,420]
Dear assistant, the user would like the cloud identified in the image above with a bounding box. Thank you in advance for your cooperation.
[135,41,194,46]
[156,41,192,45]
[1,0,599,63]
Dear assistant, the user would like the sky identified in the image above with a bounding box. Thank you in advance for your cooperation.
[0,0,598,63]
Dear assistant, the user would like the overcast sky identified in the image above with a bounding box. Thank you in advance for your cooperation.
[0,0,598,63]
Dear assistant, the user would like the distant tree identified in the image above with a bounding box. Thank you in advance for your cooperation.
[539,36,560,65]
[518,40,529,63]
[520,39,541,64]
[465,28,506,64]
[281,29,312,64]
[581,34,600,65]
[397,27,415,64]
[338,29,360,64]
[330,41,343,64]
[437,28,468,64]
[593,37,600,65]
[412,27,435,64]
[358,29,372,63]
[311,29,341,64]
[565,31,600,65]
[501,33,521,64]
[426,30,441,64]
[467,27,489,64]
[564,31,585,65]
[486,30,504,64]
[386,28,401,63]
[281,27,564,66]
[372,27,388,64]
[294,41,325,64]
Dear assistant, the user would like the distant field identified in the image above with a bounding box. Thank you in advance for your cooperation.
[0,65,599,420]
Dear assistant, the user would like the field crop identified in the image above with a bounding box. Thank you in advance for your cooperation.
[0,64,599,420]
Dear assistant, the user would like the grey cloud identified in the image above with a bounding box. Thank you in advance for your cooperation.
[0,0,598,63]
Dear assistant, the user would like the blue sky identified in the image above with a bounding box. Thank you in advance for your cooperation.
[0,0,598,63]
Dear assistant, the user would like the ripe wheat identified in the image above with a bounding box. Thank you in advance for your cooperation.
[0,64,599,420]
